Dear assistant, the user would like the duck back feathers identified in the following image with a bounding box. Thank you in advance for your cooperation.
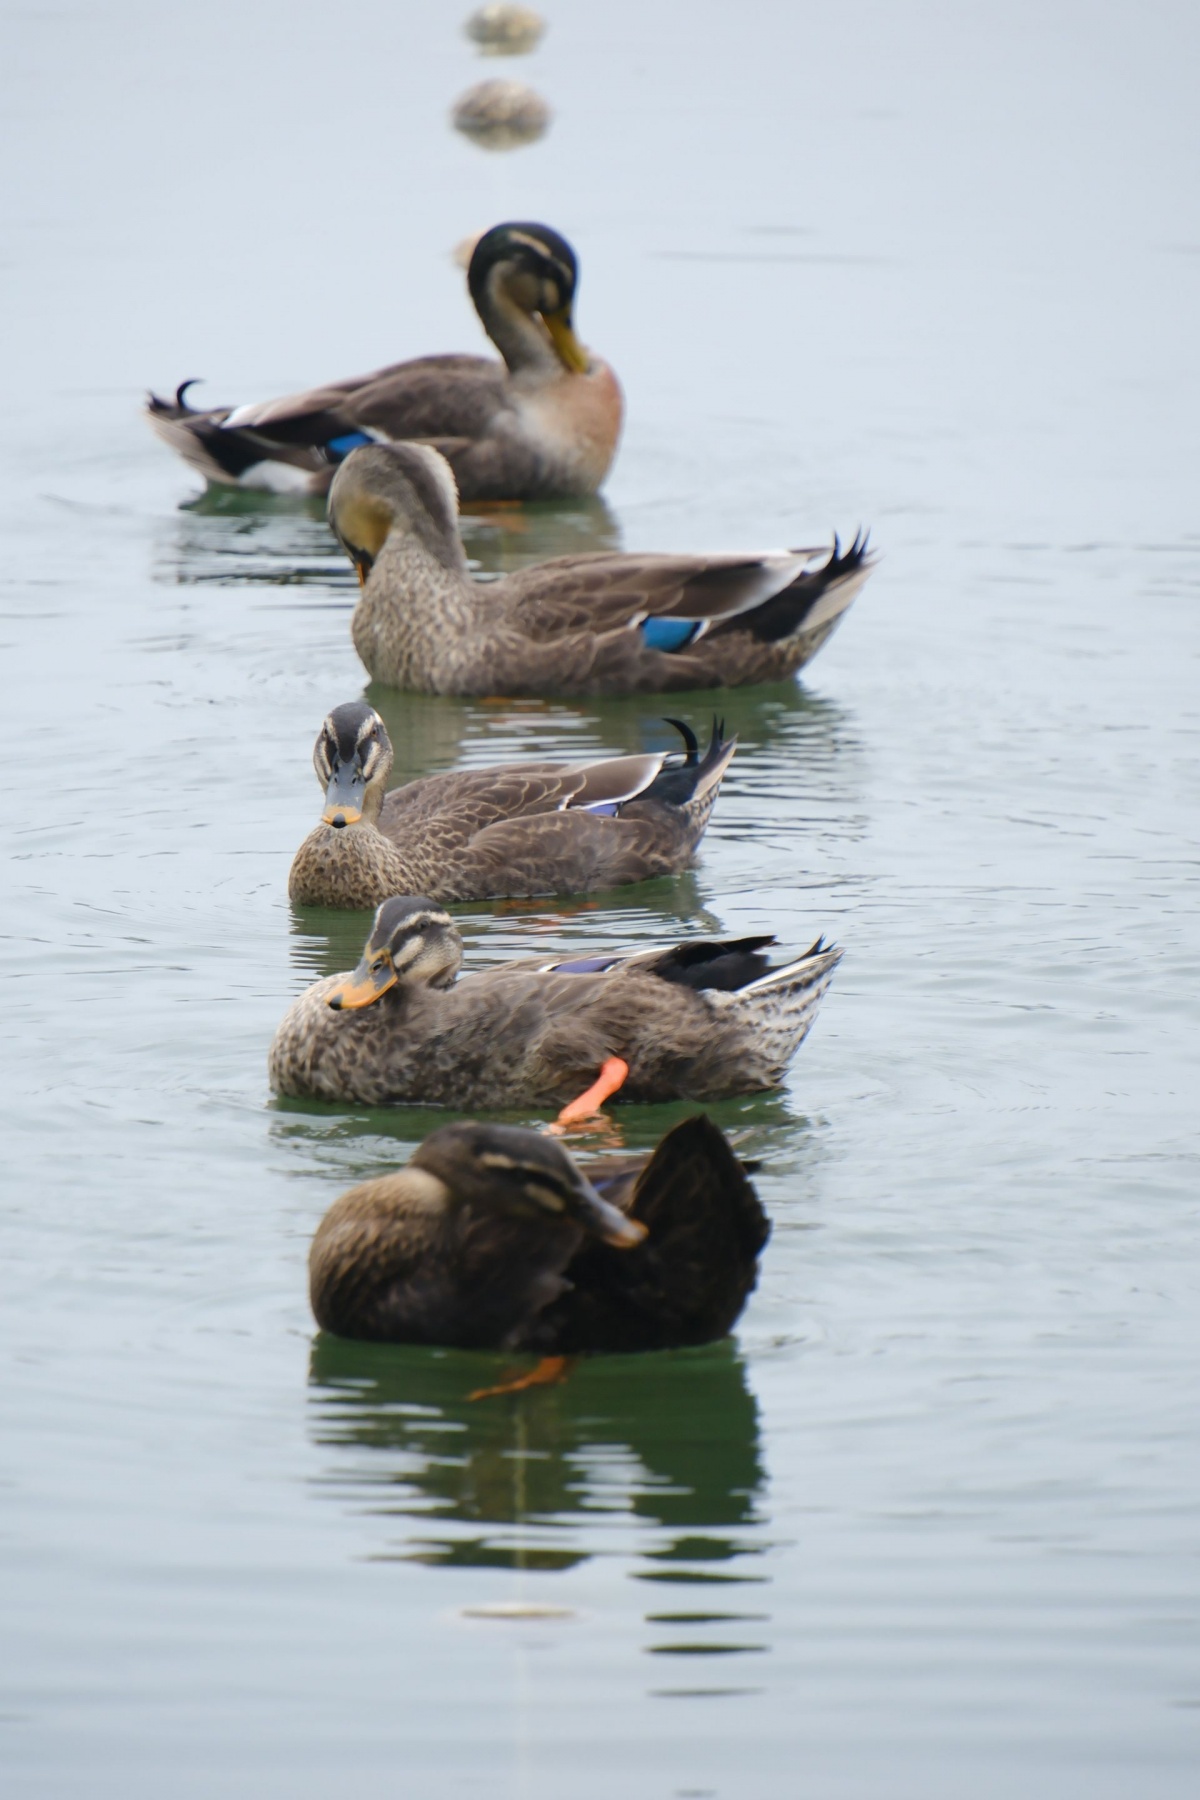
[530,1116,770,1354]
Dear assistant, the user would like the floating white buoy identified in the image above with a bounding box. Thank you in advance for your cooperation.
[465,5,546,55]
[452,78,551,150]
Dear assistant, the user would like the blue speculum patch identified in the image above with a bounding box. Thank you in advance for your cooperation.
[640,616,702,652]
[327,432,374,459]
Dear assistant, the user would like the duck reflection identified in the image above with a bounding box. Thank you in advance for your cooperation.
[159,486,346,591]
[459,494,622,573]
[360,678,862,777]
[160,487,619,592]
[285,871,725,987]
[307,1334,765,1578]
[272,1087,814,1188]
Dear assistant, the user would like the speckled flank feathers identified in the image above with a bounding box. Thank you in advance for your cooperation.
[268,902,843,1110]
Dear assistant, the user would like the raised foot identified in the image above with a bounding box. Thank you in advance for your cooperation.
[469,1355,574,1402]
[555,1056,630,1125]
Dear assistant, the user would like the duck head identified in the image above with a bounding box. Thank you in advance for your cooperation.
[411,1121,646,1248]
[328,442,467,584]
[468,222,590,375]
[327,895,464,1010]
[314,701,394,828]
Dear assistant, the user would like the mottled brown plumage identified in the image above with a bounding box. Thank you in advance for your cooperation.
[145,223,621,501]
[288,701,736,908]
[308,1116,768,1354]
[268,896,843,1110]
[330,442,874,697]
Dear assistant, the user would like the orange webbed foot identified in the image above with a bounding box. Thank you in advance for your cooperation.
[469,1355,574,1402]
[554,1056,629,1126]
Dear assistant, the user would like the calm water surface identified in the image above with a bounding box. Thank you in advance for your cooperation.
[2,2,1199,1795]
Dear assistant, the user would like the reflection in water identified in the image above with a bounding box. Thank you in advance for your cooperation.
[307,1335,766,1585]
[157,488,620,596]
[286,871,724,984]
[308,1335,773,1690]
[158,488,349,591]
[272,1084,811,1177]
[460,494,622,572]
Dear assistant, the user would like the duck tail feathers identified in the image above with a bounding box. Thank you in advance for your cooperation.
[144,397,325,492]
[644,717,737,813]
[144,402,244,485]
[721,530,876,646]
[724,940,843,1072]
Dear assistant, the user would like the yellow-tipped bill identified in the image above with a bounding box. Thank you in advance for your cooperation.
[542,307,590,374]
[327,954,397,1011]
[322,764,364,827]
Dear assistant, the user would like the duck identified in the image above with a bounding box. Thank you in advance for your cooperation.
[145,223,621,501]
[289,701,736,909]
[308,1115,769,1365]
[329,442,874,696]
[268,895,843,1114]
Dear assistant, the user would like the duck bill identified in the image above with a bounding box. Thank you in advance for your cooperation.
[542,307,590,374]
[568,1176,648,1250]
[327,957,397,1011]
[321,765,364,827]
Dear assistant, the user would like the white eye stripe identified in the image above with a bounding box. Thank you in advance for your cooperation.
[477,1151,567,1199]
[522,1182,566,1213]
[393,912,453,934]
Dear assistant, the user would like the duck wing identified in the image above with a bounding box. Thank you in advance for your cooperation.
[226,355,509,446]
[525,1116,769,1354]
[376,757,670,897]
[145,355,509,489]
[502,549,829,642]
[394,727,726,896]
[377,749,669,839]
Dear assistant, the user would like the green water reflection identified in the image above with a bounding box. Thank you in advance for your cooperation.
[307,1336,767,1586]
[161,488,621,588]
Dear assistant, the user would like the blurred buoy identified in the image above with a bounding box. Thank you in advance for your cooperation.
[452,79,551,151]
[461,1601,575,1620]
[465,5,546,55]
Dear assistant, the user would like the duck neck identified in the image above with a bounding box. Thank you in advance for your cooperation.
[353,530,479,693]
[477,277,562,378]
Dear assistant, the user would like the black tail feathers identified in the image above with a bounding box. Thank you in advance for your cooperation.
[643,716,733,809]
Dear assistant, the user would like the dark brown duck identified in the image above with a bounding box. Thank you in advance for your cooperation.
[308,1115,769,1355]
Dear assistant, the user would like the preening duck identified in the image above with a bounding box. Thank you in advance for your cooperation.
[308,1116,769,1362]
[329,442,874,696]
[268,895,843,1113]
[145,223,621,501]
[289,701,736,908]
